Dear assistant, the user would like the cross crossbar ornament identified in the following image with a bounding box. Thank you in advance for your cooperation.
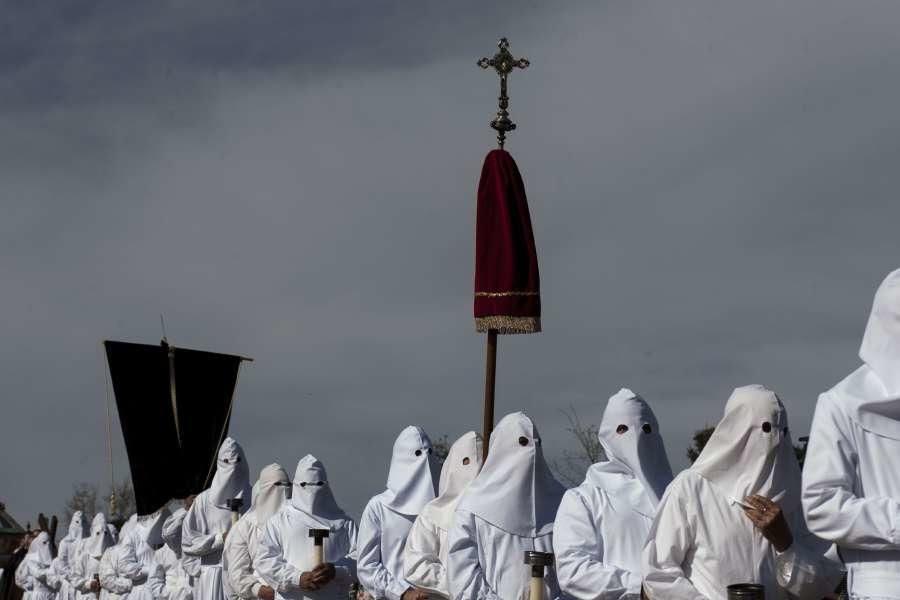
[478,38,530,149]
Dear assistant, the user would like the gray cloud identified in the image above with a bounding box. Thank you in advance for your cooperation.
[2,0,900,521]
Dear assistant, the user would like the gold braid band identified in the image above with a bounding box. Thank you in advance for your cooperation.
[475,316,541,334]
[475,291,539,297]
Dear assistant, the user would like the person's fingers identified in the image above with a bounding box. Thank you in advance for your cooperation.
[741,504,763,519]
[752,495,779,513]
[745,496,767,511]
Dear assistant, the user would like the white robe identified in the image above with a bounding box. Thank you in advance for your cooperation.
[447,413,566,600]
[73,514,115,600]
[553,389,674,600]
[120,511,171,600]
[182,438,252,600]
[357,497,416,600]
[642,385,840,600]
[99,545,133,600]
[224,464,290,600]
[256,455,358,600]
[222,517,262,600]
[402,515,447,598]
[803,382,900,597]
[150,508,193,600]
[357,427,437,600]
[256,506,357,600]
[58,514,88,600]
[554,478,649,600]
[17,534,57,600]
[448,510,559,600]
[802,269,900,599]
[403,432,483,599]
[149,545,193,600]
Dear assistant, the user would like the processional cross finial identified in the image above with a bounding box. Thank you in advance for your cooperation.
[477,38,530,149]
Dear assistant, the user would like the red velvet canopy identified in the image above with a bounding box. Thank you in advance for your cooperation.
[474,149,541,334]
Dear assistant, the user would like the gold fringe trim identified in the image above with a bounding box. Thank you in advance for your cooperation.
[475,290,539,298]
[475,316,541,334]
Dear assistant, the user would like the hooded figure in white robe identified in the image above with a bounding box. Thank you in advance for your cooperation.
[16,533,57,600]
[58,513,88,600]
[223,464,291,600]
[642,385,841,600]
[72,514,115,600]
[357,427,437,600]
[120,508,172,600]
[100,516,135,600]
[554,389,674,600]
[803,269,900,599]
[447,412,566,600]
[149,509,193,600]
[403,432,483,599]
[183,438,252,600]
[257,455,358,600]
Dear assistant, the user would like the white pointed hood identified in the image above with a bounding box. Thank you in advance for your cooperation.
[289,454,352,529]
[85,513,114,559]
[842,268,900,440]
[65,511,87,542]
[248,463,290,527]
[458,412,566,537]
[691,385,801,513]
[381,426,438,515]
[586,389,674,507]
[420,431,483,531]
[209,437,252,508]
[29,532,53,568]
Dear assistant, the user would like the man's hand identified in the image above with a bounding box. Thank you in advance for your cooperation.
[401,587,430,600]
[299,572,320,592]
[309,563,336,587]
[742,494,793,552]
[257,585,275,600]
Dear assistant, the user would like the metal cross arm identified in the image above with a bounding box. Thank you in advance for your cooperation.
[478,38,530,149]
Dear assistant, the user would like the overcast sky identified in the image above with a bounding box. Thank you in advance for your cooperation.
[3,0,900,522]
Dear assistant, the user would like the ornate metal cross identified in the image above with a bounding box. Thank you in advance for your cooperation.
[478,38,530,149]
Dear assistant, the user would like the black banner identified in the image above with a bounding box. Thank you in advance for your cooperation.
[104,340,243,515]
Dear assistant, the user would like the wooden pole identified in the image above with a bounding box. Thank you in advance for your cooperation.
[482,329,498,461]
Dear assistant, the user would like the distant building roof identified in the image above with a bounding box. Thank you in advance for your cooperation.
[0,506,24,534]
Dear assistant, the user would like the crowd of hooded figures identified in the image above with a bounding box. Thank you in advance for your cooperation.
[12,268,900,600]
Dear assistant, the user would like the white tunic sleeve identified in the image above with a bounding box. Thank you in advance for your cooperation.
[402,514,445,597]
[15,559,33,592]
[70,549,88,593]
[356,502,409,600]
[802,393,900,550]
[254,519,301,595]
[223,519,261,600]
[117,537,148,582]
[57,540,75,581]
[99,550,132,596]
[641,479,706,600]
[182,497,226,558]
[333,520,359,586]
[554,490,641,600]
[149,562,168,600]
[445,510,500,600]
[771,532,841,600]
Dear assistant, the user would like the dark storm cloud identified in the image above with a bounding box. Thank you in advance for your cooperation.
[0,0,559,111]
[2,0,900,520]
